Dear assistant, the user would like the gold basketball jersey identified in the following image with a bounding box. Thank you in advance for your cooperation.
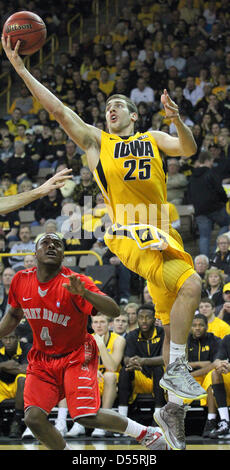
[93,131,169,230]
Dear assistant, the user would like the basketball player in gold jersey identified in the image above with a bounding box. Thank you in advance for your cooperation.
[2,35,206,450]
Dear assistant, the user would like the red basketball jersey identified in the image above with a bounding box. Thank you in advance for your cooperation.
[8,266,106,355]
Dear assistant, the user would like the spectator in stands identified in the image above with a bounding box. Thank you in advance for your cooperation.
[8,83,41,119]
[57,200,94,264]
[34,187,63,225]
[6,108,29,137]
[205,334,230,438]
[165,44,186,76]
[35,109,52,128]
[102,247,131,306]
[179,0,200,25]
[82,191,107,235]
[24,128,44,169]
[13,124,28,145]
[198,298,230,339]
[173,86,194,119]
[0,173,17,197]
[143,284,154,305]
[187,151,230,256]
[183,76,204,107]
[117,304,165,422]
[17,178,38,212]
[23,254,36,270]
[0,267,16,319]
[203,267,225,307]
[0,234,9,269]
[34,219,64,245]
[67,313,126,438]
[63,139,85,176]
[210,234,230,276]
[9,225,35,270]
[5,141,37,184]
[124,302,139,333]
[166,158,188,205]
[194,254,209,279]
[112,312,129,337]
[0,135,14,163]
[136,101,152,132]
[72,166,100,209]
[0,210,20,242]
[48,127,67,168]
[186,313,221,438]
[130,77,155,109]
[98,68,115,97]
[0,329,31,438]
[216,283,230,325]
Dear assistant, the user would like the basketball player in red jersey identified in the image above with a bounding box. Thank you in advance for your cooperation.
[0,233,168,450]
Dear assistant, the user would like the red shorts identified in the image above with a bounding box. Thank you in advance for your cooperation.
[24,334,100,419]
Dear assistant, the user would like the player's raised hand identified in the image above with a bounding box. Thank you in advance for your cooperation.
[161,89,180,123]
[38,168,73,195]
[62,274,86,297]
[1,35,25,72]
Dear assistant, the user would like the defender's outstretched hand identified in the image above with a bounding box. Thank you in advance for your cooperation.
[62,274,86,297]
[161,89,180,123]
[39,168,73,195]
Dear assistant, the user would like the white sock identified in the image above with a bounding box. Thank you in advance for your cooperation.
[169,341,186,364]
[218,407,229,422]
[118,406,128,417]
[124,417,147,439]
[64,443,71,450]
[208,413,217,420]
[168,391,184,406]
[168,341,186,406]
[57,407,68,422]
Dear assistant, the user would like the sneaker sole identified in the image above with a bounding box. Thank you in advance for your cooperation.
[159,377,208,400]
[153,410,185,451]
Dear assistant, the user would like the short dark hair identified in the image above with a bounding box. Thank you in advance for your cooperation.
[199,297,215,308]
[193,313,208,326]
[106,94,138,115]
[136,303,155,316]
[198,151,213,164]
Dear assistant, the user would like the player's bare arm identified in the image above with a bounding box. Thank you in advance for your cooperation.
[62,274,120,317]
[94,333,125,371]
[0,167,72,214]
[1,36,101,172]
[0,306,24,338]
[150,89,197,157]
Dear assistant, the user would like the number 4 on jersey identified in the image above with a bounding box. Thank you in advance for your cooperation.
[40,326,53,346]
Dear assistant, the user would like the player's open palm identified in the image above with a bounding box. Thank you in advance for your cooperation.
[62,274,86,296]
[161,88,179,123]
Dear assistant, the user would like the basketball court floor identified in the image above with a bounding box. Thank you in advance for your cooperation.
[0,434,229,450]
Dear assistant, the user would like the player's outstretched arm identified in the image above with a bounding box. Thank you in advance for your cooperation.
[0,168,72,214]
[1,36,101,170]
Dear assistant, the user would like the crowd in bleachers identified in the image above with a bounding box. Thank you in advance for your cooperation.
[1,0,230,442]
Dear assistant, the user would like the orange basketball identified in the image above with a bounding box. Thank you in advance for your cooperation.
[2,11,47,55]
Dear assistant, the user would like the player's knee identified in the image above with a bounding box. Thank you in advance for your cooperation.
[24,406,45,431]
[103,371,117,385]
[179,273,202,301]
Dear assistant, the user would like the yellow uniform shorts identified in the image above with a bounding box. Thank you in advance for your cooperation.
[105,223,195,325]
[0,374,26,403]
